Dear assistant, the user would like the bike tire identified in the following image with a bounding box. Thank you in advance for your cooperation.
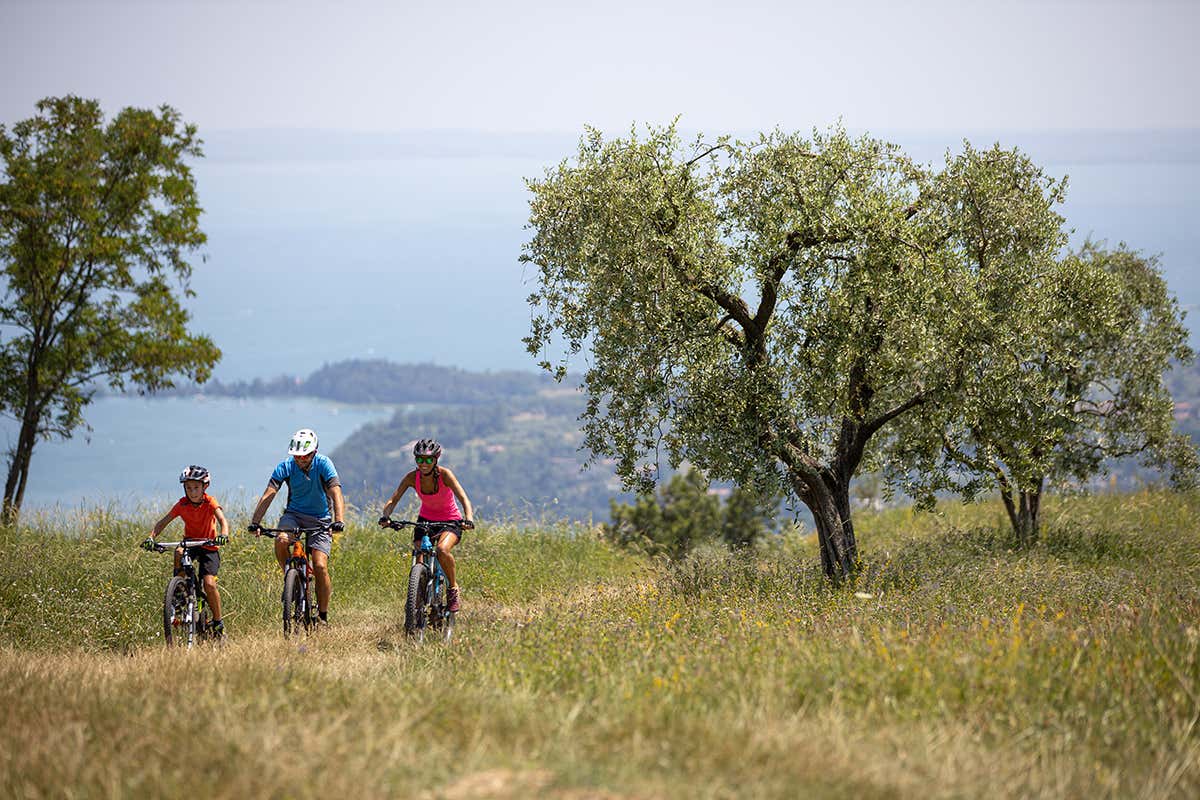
[282,568,305,637]
[163,576,192,648]
[197,599,213,643]
[405,563,430,640]
[429,578,455,643]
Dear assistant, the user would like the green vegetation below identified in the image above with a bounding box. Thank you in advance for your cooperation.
[2,492,1199,797]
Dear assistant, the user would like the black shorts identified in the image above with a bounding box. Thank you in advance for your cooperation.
[415,517,463,545]
[186,547,220,579]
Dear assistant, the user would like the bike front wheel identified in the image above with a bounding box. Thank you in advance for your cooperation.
[163,576,194,648]
[429,581,455,643]
[405,563,430,641]
[282,568,306,637]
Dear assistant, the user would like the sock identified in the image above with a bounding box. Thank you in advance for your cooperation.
[319,611,328,622]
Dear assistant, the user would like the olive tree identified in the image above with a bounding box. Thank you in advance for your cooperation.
[0,96,219,521]
[895,239,1195,544]
[522,124,1073,581]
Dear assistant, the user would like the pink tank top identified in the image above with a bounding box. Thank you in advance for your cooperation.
[415,467,461,521]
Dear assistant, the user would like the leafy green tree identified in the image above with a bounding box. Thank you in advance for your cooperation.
[0,96,219,521]
[605,469,778,557]
[606,469,721,558]
[523,124,1069,581]
[896,240,1195,544]
[720,484,778,550]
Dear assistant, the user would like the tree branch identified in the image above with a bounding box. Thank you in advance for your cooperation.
[862,392,928,440]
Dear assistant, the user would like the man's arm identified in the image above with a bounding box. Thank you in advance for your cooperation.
[250,485,278,527]
[327,484,345,525]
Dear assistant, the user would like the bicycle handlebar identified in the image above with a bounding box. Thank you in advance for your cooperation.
[381,519,472,532]
[254,526,331,539]
[151,538,219,551]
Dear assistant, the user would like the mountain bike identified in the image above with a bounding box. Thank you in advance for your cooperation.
[256,526,328,636]
[382,519,468,643]
[144,538,221,648]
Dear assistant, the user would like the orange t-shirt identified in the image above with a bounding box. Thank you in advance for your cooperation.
[169,494,222,549]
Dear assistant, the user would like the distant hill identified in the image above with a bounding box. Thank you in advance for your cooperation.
[166,358,625,518]
[150,356,1200,517]
[330,388,630,521]
[159,359,557,405]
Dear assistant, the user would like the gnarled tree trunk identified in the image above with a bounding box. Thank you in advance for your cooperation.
[999,476,1043,546]
[794,474,859,583]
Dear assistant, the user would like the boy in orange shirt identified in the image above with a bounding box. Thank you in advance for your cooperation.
[143,466,230,636]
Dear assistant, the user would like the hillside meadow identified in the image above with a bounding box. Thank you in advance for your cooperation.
[1,492,1198,799]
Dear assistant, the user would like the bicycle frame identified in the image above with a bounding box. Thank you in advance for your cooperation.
[152,538,216,648]
[257,527,326,635]
[413,530,450,609]
[386,519,461,642]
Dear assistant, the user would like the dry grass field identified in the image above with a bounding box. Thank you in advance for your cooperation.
[2,493,1199,798]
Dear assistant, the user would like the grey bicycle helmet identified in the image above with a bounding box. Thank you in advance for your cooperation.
[413,438,443,459]
[179,465,211,486]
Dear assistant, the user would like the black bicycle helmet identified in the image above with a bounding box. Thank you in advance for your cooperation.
[413,438,443,459]
[179,465,211,486]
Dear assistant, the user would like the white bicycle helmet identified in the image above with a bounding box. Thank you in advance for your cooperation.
[179,465,211,486]
[288,428,319,456]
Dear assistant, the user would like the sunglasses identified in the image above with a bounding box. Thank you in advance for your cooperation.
[415,456,437,464]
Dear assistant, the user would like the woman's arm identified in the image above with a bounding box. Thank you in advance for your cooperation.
[440,467,474,525]
[380,470,416,520]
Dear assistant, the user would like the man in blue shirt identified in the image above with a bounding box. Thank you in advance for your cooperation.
[248,428,346,623]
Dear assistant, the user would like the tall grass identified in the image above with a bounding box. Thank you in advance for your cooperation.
[2,491,1198,798]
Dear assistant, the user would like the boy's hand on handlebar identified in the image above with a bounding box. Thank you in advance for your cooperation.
[247,522,261,535]
[464,520,475,530]
[140,537,156,551]
[215,534,230,546]
[377,515,391,527]
[331,521,345,533]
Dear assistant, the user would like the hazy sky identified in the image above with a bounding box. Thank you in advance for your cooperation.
[3,0,1198,134]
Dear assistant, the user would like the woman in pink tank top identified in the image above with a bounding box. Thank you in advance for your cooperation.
[378,438,475,612]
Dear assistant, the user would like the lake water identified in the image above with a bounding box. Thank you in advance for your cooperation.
[0,396,394,513]
[180,138,1200,383]
[4,136,1199,512]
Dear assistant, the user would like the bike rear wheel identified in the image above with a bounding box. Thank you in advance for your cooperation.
[405,563,430,641]
[282,568,306,637]
[163,576,194,648]
[197,600,213,643]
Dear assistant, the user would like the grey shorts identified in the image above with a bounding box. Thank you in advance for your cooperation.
[279,510,333,556]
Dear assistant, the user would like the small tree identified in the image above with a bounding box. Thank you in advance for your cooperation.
[720,484,778,549]
[606,469,718,557]
[522,124,1066,581]
[0,96,219,521]
[605,468,774,557]
[897,241,1195,544]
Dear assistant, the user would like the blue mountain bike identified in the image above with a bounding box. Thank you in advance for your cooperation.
[382,519,467,643]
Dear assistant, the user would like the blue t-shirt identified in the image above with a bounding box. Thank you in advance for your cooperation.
[269,454,340,517]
